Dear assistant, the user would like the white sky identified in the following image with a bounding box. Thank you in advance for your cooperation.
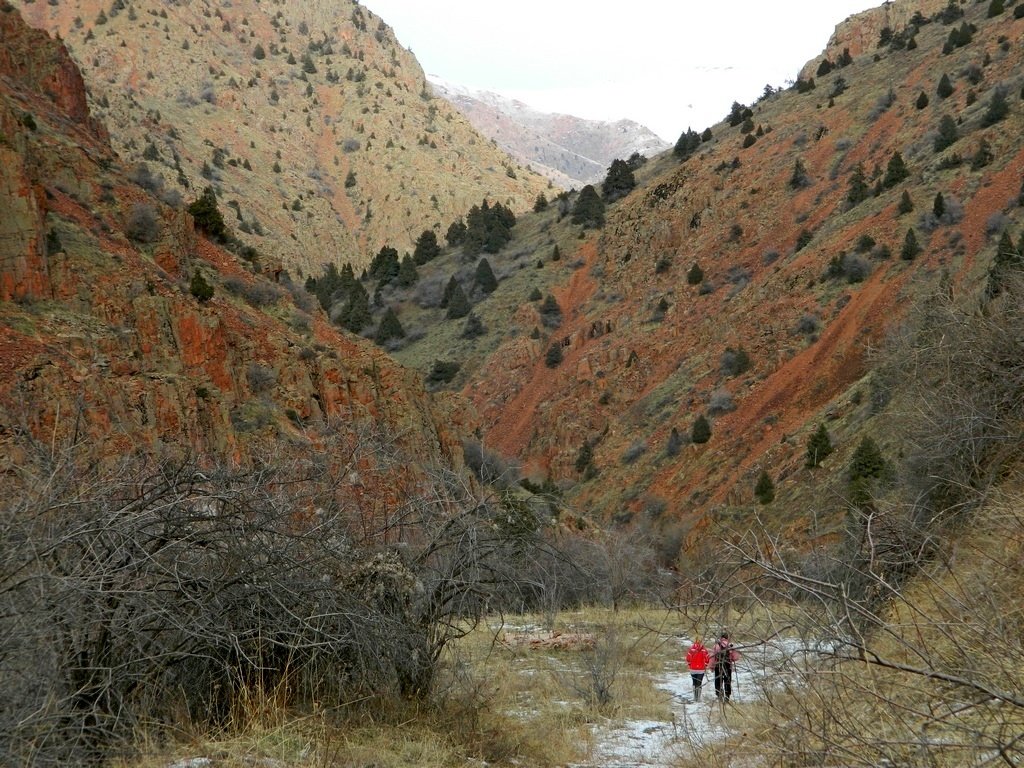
[359,0,882,141]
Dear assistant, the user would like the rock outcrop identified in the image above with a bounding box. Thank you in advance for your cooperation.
[0,4,464,477]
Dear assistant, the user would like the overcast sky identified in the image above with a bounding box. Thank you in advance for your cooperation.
[359,0,882,141]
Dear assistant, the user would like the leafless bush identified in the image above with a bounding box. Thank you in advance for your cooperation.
[620,440,647,465]
[461,439,520,488]
[707,387,736,415]
[246,362,277,393]
[0,423,556,764]
[124,202,161,243]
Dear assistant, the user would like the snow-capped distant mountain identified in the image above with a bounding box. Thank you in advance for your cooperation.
[428,75,670,189]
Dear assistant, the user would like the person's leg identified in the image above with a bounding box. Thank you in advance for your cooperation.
[691,672,703,701]
[724,665,732,701]
[714,668,723,699]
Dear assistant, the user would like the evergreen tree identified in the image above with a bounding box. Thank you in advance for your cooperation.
[474,258,498,294]
[691,414,711,444]
[754,471,776,504]
[445,218,467,248]
[848,436,888,506]
[790,159,810,189]
[187,187,229,242]
[413,229,441,264]
[980,86,1010,127]
[461,312,486,339]
[441,275,460,309]
[368,245,400,286]
[533,193,548,212]
[971,139,994,170]
[933,192,946,219]
[988,0,1004,17]
[602,158,637,202]
[937,73,954,99]
[901,228,922,260]
[529,286,543,301]
[339,281,371,333]
[687,262,705,286]
[571,185,605,228]
[915,91,929,109]
[806,424,833,467]
[445,283,470,319]
[882,151,909,189]
[701,127,713,142]
[934,114,959,153]
[847,163,869,206]
[897,190,914,215]
[544,342,563,368]
[253,43,266,60]
[396,254,419,288]
[375,307,405,344]
[189,269,214,302]
[551,244,561,261]
[673,128,701,160]
[575,441,594,475]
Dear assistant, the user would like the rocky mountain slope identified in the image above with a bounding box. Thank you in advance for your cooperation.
[428,74,670,188]
[0,1,463,476]
[392,0,1024,548]
[14,0,549,276]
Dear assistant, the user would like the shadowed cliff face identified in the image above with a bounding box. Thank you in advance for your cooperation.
[0,3,464,477]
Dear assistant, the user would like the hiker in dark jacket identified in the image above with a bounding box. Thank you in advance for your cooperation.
[712,631,740,701]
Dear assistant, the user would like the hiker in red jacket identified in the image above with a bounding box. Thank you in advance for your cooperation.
[712,631,740,702]
[686,637,711,701]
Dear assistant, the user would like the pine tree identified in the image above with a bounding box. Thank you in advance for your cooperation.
[848,436,888,506]
[602,158,637,202]
[897,190,914,215]
[445,283,470,319]
[754,471,776,504]
[691,414,711,445]
[533,193,548,212]
[445,218,466,248]
[882,151,909,189]
[847,163,869,205]
[687,262,704,286]
[937,73,954,99]
[474,258,498,294]
[575,441,594,474]
[189,269,214,302]
[413,229,441,264]
[901,228,922,261]
[375,307,405,344]
[340,281,371,333]
[571,185,605,228]
[187,187,229,242]
[396,254,418,288]
[368,245,400,286]
[790,159,810,189]
[673,128,701,160]
[544,342,563,368]
[915,91,929,109]
[551,244,561,261]
[805,424,833,467]
[981,86,1010,127]
[461,312,486,339]
[441,276,459,309]
[933,192,946,219]
[934,114,959,153]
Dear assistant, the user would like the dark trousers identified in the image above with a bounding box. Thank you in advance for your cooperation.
[714,663,732,700]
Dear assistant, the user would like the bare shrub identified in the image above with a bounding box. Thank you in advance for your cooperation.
[707,387,736,415]
[246,362,277,393]
[620,440,647,465]
[124,203,161,243]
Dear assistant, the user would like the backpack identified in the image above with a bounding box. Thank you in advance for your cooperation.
[715,641,732,666]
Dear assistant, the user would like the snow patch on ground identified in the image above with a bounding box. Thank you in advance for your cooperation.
[573,637,806,767]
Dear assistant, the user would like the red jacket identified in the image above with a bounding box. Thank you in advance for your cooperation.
[686,642,711,671]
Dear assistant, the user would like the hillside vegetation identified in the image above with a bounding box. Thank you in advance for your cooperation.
[16,0,549,275]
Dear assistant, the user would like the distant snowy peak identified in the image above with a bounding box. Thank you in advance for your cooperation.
[428,74,670,189]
